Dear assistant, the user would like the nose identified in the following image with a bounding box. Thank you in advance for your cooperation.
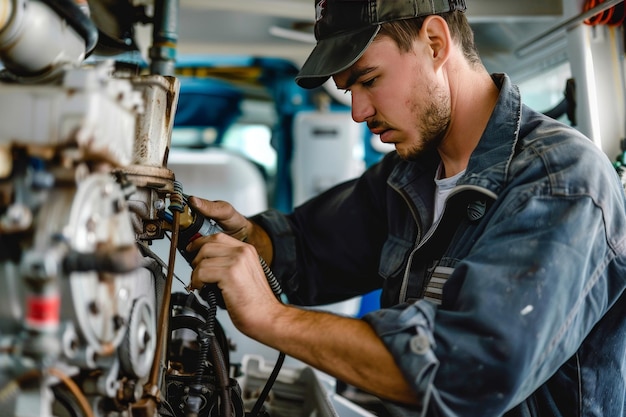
[350,90,374,123]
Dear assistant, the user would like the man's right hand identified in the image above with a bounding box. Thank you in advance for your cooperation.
[187,196,273,264]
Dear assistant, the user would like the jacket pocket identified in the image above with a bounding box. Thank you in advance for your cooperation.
[379,235,413,279]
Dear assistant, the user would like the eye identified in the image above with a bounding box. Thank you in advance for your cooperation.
[362,77,376,87]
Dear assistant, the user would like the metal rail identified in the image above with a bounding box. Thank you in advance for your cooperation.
[515,0,624,57]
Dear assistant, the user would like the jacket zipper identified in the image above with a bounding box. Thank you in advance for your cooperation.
[394,184,497,303]
[389,182,422,303]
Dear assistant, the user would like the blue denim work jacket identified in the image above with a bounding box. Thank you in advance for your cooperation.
[251,74,626,416]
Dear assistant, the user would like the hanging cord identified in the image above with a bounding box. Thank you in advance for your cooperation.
[169,291,240,417]
[186,288,235,417]
[204,290,235,417]
[194,257,286,417]
[247,256,287,417]
[165,188,289,416]
[248,352,286,417]
[193,255,286,417]
[259,256,286,303]
[48,368,95,417]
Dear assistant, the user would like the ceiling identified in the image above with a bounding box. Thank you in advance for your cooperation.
[139,0,578,84]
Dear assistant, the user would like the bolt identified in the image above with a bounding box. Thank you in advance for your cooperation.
[145,223,158,236]
[153,199,166,211]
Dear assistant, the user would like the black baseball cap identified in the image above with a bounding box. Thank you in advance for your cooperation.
[295,0,467,89]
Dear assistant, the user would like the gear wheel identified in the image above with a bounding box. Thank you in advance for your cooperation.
[119,295,156,379]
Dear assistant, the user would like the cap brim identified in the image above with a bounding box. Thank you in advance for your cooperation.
[295,25,380,89]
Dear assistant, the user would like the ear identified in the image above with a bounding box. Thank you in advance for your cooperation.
[421,15,452,71]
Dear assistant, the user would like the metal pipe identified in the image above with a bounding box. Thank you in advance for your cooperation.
[515,0,624,58]
[149,0,179,76]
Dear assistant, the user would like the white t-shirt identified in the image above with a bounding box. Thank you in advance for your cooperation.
[427,163,465,236]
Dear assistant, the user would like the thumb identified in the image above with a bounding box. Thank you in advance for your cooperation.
[187,195,210,214]
[188,196,231,222]
[187,197,248,241]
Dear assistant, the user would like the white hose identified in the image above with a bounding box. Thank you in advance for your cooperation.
[0,0,85,79]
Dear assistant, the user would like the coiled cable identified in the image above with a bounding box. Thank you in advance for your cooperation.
[247,256,287,417]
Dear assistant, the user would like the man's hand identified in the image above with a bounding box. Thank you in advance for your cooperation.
[187,232,281,336]
[188,196,250,241]
[188,196,274,264]
[185,226,418,407]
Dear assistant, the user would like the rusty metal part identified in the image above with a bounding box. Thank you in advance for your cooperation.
[139,209,180,409]
[119,165,176,192]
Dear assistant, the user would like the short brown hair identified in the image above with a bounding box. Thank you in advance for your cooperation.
[378,11,482,68]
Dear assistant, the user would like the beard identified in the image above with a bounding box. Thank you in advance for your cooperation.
[401,85,451,161]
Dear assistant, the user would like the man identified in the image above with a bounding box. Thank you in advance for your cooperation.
[185,0,626,415]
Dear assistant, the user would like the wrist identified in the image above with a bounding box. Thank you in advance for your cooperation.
[246,219,274,264]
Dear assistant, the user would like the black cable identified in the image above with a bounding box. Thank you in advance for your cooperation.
[202,289,234,417]
[184,288,234,417]
[543,97,568,120]
[43,0,99,56]
[210,335,234,417]
[248,351,286,417]
[158,399,178,417]
[542,78,576,126]
[259,256,284,301]
[171,188,288,416]
[247,256,287,417]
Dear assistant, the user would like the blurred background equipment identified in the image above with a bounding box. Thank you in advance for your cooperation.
[0,0,624,416]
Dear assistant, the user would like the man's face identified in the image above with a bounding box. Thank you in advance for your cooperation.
[333,36,451,160]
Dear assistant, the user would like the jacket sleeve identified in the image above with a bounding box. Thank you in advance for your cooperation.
[364,151,626,416]
[250,152,400,306]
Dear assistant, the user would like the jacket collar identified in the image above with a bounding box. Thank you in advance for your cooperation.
[461,73,522,195]
[388,73,522,198]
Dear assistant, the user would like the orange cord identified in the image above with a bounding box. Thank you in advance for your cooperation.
[48,368,95,417]
[608,3,625,26]
[583,0,624,26]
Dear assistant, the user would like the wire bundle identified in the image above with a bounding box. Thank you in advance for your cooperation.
[583,0,625,26]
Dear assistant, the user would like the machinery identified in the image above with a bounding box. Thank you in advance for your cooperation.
[0,0,380,415]
[0,0,251,415]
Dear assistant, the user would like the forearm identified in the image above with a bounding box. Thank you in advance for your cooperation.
[250,304,419,406]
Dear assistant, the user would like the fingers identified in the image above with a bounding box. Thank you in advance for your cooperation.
[187,233,260,286]
[186,232,280,337]
[188,239,266,300]
[187,232,241,268]
[188,196,233,221]
[188,196,249,241]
